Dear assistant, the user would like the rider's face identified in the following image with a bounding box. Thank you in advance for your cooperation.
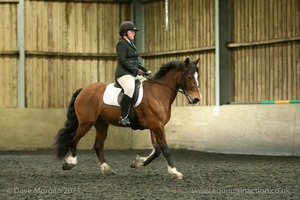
[126,30,136,41]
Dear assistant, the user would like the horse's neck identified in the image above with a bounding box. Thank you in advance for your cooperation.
[156,70,179,89]
[151,69,180,105]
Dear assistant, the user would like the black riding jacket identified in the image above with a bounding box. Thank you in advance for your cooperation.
[115,38,148,79]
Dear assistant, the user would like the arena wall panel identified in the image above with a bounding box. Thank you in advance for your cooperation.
[0,105,299,156]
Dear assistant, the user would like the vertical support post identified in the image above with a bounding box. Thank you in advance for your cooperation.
[132,0,145,66]
[215,0,231,114]
[215,0,220,111]
[17,0,25,108]
[165,0,168,31]
[131,0,145,148]
[219,0,231,105]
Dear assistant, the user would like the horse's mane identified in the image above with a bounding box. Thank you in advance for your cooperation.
[153,60,199,79]
[153,60,183,79]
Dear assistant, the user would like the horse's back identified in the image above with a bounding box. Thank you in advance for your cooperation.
[78,82,108,98]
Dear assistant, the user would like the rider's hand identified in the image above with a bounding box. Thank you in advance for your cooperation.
[137,69,144,76]
[144,70,152,77]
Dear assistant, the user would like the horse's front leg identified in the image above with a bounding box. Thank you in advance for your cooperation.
[132,125,183,179]
[161,145,183,179]
[131,132,161,168]
[153,124,183,179]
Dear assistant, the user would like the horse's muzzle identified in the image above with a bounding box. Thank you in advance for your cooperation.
[184,88,201,104]
[186,95,201,104]
[192,98,200,104]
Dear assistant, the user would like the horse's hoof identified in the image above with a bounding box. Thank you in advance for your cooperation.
[174,173,184,180]
[100,163,116,175]
[130,155,144,168]
[168,166,184,179]
[103,169,116,176]
[130,158,138,168]
[62,163,76,170]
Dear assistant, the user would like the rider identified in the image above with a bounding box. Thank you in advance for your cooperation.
[115,21,151,126]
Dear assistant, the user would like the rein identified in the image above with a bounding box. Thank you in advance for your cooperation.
[143,73,199,100]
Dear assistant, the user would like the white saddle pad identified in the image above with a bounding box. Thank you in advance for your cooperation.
[103,83,143,107]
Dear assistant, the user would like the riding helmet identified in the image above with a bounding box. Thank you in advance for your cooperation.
[119,21,139,36]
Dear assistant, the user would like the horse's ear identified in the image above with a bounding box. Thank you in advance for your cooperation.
[184,57,190,65]
[194,58,200,65]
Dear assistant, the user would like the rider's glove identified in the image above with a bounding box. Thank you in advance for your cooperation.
[144,70,152,77]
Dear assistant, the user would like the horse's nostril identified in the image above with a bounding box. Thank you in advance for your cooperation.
[193,98,200,103]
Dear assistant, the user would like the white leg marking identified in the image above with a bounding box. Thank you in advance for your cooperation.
[131,148,156,168]
[100,163,116,175]
[167,166,183,179]
[131,155,146,168]
[65,155,77,165]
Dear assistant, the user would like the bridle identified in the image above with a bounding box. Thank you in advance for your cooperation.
[143,70,200,101]
[177,70,200,102]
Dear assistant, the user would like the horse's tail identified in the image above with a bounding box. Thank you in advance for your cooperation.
[54,88,83,160]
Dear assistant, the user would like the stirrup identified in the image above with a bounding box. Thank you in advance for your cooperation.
[119,117,130,126]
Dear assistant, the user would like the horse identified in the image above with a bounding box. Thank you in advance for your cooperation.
[53,57,201,179]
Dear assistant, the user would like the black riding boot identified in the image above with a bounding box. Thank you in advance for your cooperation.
[119,94,132,126]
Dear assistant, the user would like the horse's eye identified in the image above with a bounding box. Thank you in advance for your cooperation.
[187,75,193,80]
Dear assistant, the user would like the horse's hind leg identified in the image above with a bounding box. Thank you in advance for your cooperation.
[94,118,116,175]
[63,122,93,170]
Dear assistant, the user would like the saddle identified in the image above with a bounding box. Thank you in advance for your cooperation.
[103,79,144,130]
[103,79,143,108]
[114,79,142,106]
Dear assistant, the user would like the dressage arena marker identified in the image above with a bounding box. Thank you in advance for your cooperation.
[231,100,300,105]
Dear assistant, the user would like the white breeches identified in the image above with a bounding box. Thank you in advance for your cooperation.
[117,75,135,98]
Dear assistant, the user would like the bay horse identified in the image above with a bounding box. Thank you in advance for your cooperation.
[54,57,201,179]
